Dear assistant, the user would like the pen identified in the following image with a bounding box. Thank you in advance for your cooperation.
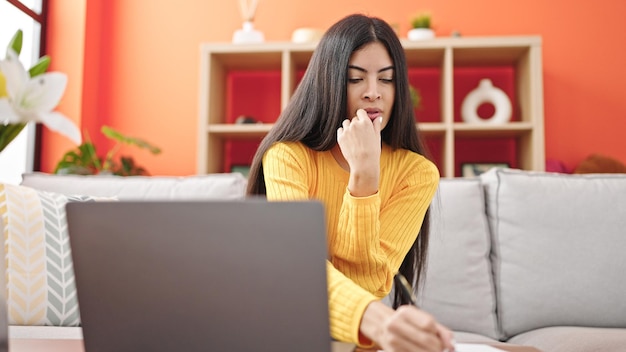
[394,273,457,352]
[394,272,418,306]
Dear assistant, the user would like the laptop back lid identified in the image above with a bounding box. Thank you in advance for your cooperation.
[66,200,330,352]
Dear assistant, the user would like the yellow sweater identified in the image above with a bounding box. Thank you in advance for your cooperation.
[262,141,439,345]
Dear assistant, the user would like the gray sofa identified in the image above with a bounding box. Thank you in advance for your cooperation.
[418,168,626,352]
[3,169,626,351]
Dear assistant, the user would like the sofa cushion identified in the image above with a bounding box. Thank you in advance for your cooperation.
[418,178,498,339]
[453,331,500,344]
[507,326,626,352]
[0,183,115,327]
[481,168,626,339]
[20,172,247,200]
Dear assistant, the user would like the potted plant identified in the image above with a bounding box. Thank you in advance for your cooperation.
[408,12,435,41]
[54,126,161,176]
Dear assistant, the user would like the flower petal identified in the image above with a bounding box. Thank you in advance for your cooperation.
[18,72,67,113]
[37,111,81,145]
[0,98,22,123]
[0,71,7,98]
[0,49,28,97]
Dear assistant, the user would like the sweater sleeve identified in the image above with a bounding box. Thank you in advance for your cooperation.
[326,261,378,346]
[262,142,312,200]
[262,142,377,345]
[330,157,440,297]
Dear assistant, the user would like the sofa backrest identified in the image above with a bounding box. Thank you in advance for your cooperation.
[418,178,499,339]
[421,168,626,340]
[481,168,626,339]
[20,172,248,200]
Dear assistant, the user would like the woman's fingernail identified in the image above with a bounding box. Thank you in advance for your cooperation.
[379,116,383,123]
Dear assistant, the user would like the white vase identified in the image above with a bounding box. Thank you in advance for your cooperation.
[461,79,512,124]
[407,28,435,41]
[232,21,264,44]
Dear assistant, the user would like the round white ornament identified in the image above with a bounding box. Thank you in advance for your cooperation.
[461,79,512,124]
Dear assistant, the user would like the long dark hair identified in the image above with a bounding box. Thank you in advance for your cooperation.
[247,13,432,308]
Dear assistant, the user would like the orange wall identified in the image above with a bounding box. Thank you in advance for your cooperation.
[41,0,86,170]
[44,0,626,175]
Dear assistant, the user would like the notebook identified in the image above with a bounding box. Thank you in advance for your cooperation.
[66,199,331,352]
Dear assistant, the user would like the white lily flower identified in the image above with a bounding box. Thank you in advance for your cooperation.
[0,49,81,145]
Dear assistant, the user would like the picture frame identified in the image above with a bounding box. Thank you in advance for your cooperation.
[461,162,509,177]
[231,165,251,178]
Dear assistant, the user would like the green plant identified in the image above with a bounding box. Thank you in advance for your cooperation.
[409,85,422,109]
[54,126,161,176]
[411,13,432,29]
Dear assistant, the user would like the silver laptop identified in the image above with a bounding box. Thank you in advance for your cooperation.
[66,199,331,352]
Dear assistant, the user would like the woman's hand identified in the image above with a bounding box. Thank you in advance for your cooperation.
[337,108,383,197]
[360,301,455,352]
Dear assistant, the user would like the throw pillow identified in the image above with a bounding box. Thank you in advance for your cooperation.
[0,183,113,326]
[573,153,626,174]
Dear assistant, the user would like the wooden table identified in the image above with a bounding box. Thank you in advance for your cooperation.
[9,339,542,352]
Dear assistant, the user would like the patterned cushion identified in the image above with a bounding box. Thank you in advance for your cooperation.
[0,183,113,326]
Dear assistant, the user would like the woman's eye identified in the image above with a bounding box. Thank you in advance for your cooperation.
[380,78,394,83]
[348,78,362,83]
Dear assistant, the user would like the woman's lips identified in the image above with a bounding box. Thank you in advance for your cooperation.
[365,109,382,120]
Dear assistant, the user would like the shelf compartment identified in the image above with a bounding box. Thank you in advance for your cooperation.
[202,44,284,70]
[226,71,281,124]
[453,66,518,123]
[224,138,263,173]
[451,37,539,66]
[454,136,520,177]
[402,46,446,66]
[410,67,443,123]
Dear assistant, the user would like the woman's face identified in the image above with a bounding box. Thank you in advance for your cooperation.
[346,42,395,130]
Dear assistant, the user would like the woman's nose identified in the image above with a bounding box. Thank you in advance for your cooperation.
[363,82,381,101]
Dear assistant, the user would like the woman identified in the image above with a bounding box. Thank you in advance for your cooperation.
[247,14,454,352]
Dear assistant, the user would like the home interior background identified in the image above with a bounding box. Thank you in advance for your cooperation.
[34,1,626,177]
